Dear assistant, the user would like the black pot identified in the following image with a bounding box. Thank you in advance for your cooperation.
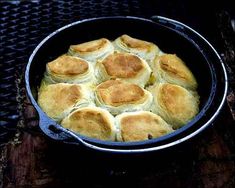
[25,16,228,154]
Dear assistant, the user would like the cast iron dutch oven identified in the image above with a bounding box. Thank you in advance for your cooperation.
[25,16,228,154]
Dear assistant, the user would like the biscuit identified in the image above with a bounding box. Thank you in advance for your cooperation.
[61,107,116,141]
[113,34,159,67]
[38,83,93,121]
[149,83,199,128]
[69,38,114,63]
[45,54,94,84]
[116,111,173,142]
[95,52,151,87]
[152,54,197,90]
[95,80,153,115]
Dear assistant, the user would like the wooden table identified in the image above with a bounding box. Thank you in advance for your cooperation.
[0,1,234,187]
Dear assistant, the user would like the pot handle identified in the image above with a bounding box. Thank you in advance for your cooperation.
[38,112,75,142]
[38,112,116,151]
[150,15,199,40]
[38,112,155,153]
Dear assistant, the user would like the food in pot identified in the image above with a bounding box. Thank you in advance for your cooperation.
[38,83,93,121]
[95,51,151,87]
[148,83,199,129]
[113,34,160,68]
[69,38,114,62]
[61,107,116,141]
[45,54,95,84]
[95,80,153,115]
[152,54,198,90]
[115,111,173,142]
[38,34,200,142]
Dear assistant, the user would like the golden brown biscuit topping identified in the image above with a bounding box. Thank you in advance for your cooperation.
[121,113,157,127]
[62,108,112,140]
[96,80,145,107]
[120,113,170,141]
[70,38,108,53]
[159,54,192,81]
[47,55,88,75]
[120,34,151,50]
[38,84,82,117]
[159,84,195,117]
[39,35,200,142]
[102,53,144,78]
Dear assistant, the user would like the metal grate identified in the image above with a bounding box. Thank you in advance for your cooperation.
[0,0,146,139]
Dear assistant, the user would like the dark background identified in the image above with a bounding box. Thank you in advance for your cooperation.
[0,0,234,187]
